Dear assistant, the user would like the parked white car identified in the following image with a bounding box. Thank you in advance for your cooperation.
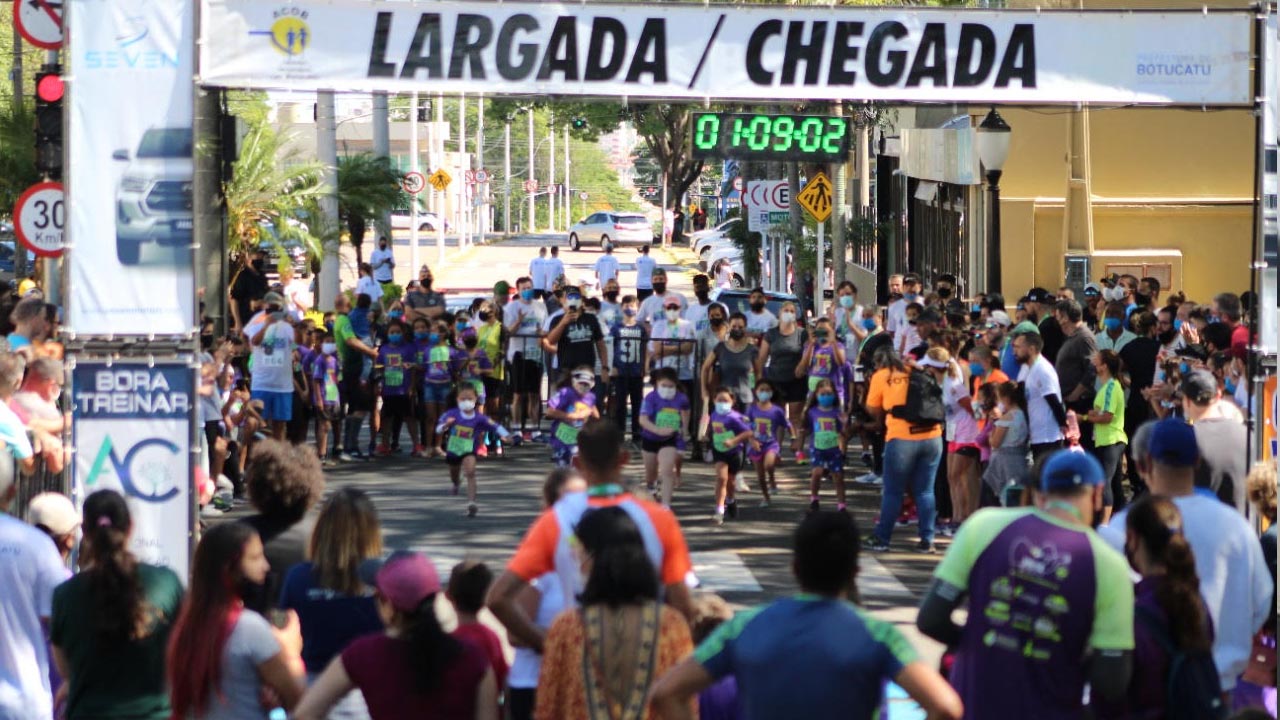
[567,212,653,251]
[687,217,740,246]
[705,245,746,288]
[695,234,736,264]
[390,210,449,232]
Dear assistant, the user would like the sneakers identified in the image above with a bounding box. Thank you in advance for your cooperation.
[712,511,725,526]
[854,472,882,485]
[411,445,429,458]
[725,502,738,519]
[494,443,505,457]
[795,451,808,465]
[862,535,891,552]
[758,499,771,509]
[938,522,956,538]
[897,508,918,526]
[808,498,820,513]
[476,445,489,458]
[768,479,779,492]
[913,540,937,554]
[374,444,392,457]
[734,475,751,493]
[467,503,478,518]
[337,452,354,462]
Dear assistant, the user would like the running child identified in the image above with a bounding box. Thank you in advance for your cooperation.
[706,387,753,526]
[798,317,846,396]
[376,320,420,456]
[746,379,790,507]
[545,365,599,467]
[800,378,848,512]
[418,318,455,457]
[436,385,517,517]
[638,367,689,506]
[311,330,342,462]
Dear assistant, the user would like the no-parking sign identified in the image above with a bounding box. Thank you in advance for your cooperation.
[13,181,65,257]
[13,0,63,49]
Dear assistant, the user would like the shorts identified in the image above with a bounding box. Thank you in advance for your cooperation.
[747,442,781,464]
[251,390,293,422]
[711,449,743,474]
[482,376,502,402]
[551,444,577,468]
[948,442,981,458]
[810,449,844,474]
[382,395,412,419]
[512,356,544,393]
[446,453,475,467]
[422,382,452,405]
[317,403,340,422]
[770,378,808,404]
[642,436,679,454]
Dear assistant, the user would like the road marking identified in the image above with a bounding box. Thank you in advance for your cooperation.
[689,550,763,593]
[858,554,916,599]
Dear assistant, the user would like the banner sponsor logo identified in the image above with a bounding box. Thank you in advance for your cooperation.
[73,361,194,577]
[201,0,1252,105]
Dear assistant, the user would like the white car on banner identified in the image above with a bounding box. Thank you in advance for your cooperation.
[113,127,193,265]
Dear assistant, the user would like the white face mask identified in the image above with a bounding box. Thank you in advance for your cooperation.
[665,308,681,322]
[714,401,734,414]
[321,343,337,355]
[458,399,476,412]
[657,385,676,400]
[780,311,796,324]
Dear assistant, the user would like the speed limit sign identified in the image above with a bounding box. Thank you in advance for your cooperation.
[402,171,426,195]
[13,181,64,258]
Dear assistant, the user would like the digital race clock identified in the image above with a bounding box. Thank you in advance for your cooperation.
[690,112,851,162]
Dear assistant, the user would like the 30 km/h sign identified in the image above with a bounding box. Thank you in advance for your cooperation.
[523,179,539,193]
[796,171,833,223]
[401,171,426,195]
[427,168,451,191]
[13,181,65,257]
[14,0,63,49]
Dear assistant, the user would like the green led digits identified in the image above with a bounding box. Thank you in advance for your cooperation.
[691,112,850,161]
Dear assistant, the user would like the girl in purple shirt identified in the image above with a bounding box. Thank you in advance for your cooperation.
[436,385,516,517]
[798,318,847,398]
[638,367,690,506]
[544,365,599,467]
[746,379,791,508]
[801,378,848,513]
[706,387,753,526]
[376,320,420,456]
[417,319,455,457]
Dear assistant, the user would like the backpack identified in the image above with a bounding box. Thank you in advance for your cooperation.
[889,369,944,426]
[1135,605,1227,720]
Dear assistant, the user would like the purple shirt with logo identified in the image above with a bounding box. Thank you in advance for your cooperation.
[548,387,595,451]
[377,342,416,396]
[639,390,690,442]
[437,408,504,458]
[747,403,790,446]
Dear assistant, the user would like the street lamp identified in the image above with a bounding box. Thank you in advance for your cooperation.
[976,107,1011,293]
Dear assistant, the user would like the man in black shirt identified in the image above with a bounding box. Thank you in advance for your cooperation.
[543,289,606,382]
[404,265,447,323]
[228,249,268,332]
[1026,287,1064,364]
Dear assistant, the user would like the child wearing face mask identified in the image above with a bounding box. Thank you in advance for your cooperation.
[639,367,689,506]
[706,387,753,525]
[545,365,600,467]
[417,320,455,457]
[746,380,790,507]
[437,385,517,517]
[375,320,420,456]
[312,330,342,462]
[983,381,1031,505]
[800,379,848,513]
[798,318,846,396]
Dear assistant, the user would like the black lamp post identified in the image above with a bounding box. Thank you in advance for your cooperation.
[976,108,1011,293]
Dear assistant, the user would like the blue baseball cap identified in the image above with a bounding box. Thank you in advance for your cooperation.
[1040,450,1104,492]
[1147,418,1199,468]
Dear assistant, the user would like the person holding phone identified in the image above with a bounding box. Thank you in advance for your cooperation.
[244,291,300,441]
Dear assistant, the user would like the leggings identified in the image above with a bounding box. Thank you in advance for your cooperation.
[1093,442,1127,509]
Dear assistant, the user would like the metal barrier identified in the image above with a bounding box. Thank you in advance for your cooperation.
[11,433,68,517]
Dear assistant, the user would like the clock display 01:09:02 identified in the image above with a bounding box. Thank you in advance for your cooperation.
[691,113,851,162]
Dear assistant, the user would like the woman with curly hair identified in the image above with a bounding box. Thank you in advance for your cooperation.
[240,439,325,612]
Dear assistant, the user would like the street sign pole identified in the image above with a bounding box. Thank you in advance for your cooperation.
[410,91,420,278]
[816,216,825,317]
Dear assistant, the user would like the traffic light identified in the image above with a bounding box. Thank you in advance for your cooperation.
[571,116,588,130]
[34,65,63,181]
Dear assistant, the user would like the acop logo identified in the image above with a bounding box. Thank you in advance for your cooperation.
[85,436,182,503]
[248,8,311,57]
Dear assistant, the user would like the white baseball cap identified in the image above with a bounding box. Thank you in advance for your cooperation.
[27,493,79,536]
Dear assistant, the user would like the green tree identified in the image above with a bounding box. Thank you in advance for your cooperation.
[223,122,325,266]
[337,153,402,266]
[0,104,36,212]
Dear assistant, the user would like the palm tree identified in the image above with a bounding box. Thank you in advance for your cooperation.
[0,104,38,212]
[337,153,402,266]
[222,121,326,268]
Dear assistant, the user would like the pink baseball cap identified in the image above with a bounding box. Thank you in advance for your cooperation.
[359,551,441,612]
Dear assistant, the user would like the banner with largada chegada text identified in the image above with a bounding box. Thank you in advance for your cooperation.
[72,361,195,580]
[199,0,1252,106]
[66,0,195,336]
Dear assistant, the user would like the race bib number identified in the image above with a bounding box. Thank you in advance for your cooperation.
[448,427,475,456]
[555,423,580,446]
[655,408,682,431]
[713,431,734,452]
[384,368,404,387]
[814,430,840,450]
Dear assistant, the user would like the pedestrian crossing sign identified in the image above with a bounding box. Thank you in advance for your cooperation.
[428,168,452,191]
[796,171,833,223]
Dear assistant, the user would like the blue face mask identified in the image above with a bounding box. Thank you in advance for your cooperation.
[429,333,441,344]
[520,289,534,301]
[817,394,836,408]
[839,295,854,309]
[756,390,772,402]
[388,310,404,320]
[1103,317,1122,332]
[1173,318,1184,331]
[1225,378,1238,395]
[1179,361,1191,375]
[414,331,430,341]
[971,304,981,313]
[623,307,637,317]
[861,318,877,331]
[714,401,734,414]
[904,292,919,302]
[457,320,468,330]
[387,333,403,344]
[969,362,985,378]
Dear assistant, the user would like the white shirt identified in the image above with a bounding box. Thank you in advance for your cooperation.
[546,257,566,286]
[1101,494,1273,690]
[282,279,310,321]
[354,275,383,304]
[0,514,69,720]
[649,318,697,380]
[834,303,866,355]
[1016,354,1065,444]
[529,256,550,291]
[634,255,657,290]
[503,299,547,362]
[594,254,620,284]
[746,309,778,336]
[886,298,909,336]
[682,301,713,335]
[639,291,688,328]
[508,572,563,689]
[369,246,395,283]
[541,311,566,370]
[944,370,980,444]
[243,313,297,393]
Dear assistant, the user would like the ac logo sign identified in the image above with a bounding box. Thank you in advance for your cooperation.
[84,436,182,503]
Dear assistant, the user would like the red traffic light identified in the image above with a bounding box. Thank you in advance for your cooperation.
[36,73,63,103]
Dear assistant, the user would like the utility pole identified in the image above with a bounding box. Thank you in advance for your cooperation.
[435,92,445,264]
[504,117,512,236]
[12,27,27,279]
[548,112,556,233]
[317,92,340,308]
[459,92,468,248]
[409,91,420,278]
[372,92,390,243]
[564,124,570,229]
[476,95,486,240]
[527,108,535,233]
[832,103,846,286]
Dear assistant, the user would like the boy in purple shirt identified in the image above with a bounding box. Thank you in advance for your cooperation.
[376,320,419,456]
[544,366,599,467]
[746,379,790,508]
[707,387,753,525]
[437,385,517,517]
[639,367,690,506]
